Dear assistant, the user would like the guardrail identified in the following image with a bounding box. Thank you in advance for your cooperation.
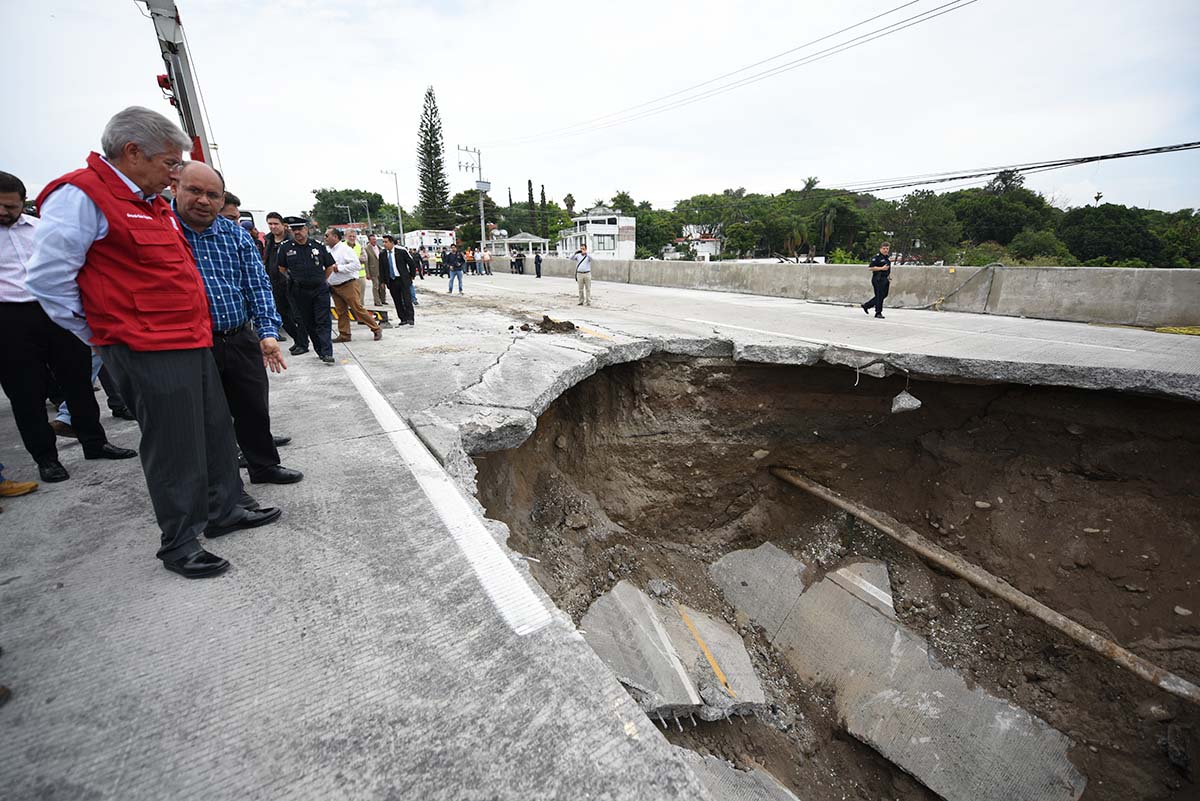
[537,258,1200,327]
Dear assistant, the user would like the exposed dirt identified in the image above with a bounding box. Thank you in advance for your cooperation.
[474,357,1200,801]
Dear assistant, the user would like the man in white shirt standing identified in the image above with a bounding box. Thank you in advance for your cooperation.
[571,242,593,306]
[345,228,366,306]
[0,170,135,483]
[325,227,381,343]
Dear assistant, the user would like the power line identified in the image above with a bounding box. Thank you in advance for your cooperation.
[488,0,980,148]
[484,0,926,146]
[836,141,1200,196]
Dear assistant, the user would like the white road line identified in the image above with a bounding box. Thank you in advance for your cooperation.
[686,315,1138,354]
[684,318,891,355]
[833,568,895,611]
[343,364,552,637]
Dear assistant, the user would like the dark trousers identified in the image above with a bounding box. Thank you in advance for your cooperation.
[388,273,415,324]
[98,365,126,411]
[864,273,890,315]
[98,345,242,560]
[211,325,280,478]
[288,281,333,358]
[0,301,106,465]
[271,277,299,340]
[535,261,542,278]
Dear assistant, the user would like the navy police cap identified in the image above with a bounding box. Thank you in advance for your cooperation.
[284,216,308,229]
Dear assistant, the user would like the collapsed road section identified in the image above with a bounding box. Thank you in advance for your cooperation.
[471,354,1199,801]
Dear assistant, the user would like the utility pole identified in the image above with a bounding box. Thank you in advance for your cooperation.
[356,200,372,231]
[457,145,488,256]
[380,169,405,244]
[336,204,353,225]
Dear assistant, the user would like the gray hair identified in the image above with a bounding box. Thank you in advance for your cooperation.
[101,106,192,160]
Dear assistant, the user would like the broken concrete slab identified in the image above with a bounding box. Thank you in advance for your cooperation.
[581,581,766,722]
[581,580,703,717]
[678,749,802,801]
[708,542,809,640]
[660,599,767,720]
[710,552,1086,801]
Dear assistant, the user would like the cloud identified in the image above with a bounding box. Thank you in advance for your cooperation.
[7,0,1198,220]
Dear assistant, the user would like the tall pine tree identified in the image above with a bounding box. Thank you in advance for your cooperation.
[416,87,452,229]
[527,180,536,234]
[539,184,548,239]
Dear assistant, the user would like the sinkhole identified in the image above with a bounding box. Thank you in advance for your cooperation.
[473,356,1199,801]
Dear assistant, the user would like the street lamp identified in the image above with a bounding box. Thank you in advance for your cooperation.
[380,169,405,244]
[336,204,353,225]
[355,199,372,230]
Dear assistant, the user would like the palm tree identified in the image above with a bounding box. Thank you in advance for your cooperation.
[818,202,838,252]
[803,176,820,194]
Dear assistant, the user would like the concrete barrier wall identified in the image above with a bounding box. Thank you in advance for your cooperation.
[539,258,1199,327]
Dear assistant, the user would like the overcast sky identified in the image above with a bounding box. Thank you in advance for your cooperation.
[6,0,1198,222]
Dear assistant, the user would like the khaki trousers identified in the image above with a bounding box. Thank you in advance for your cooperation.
[331,281,380,337]
[577,272,592,305]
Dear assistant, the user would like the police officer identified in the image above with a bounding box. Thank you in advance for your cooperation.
[276,217,337,364]
[861,241,892,319]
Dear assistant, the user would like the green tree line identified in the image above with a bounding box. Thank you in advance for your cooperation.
[605,172,1198,267]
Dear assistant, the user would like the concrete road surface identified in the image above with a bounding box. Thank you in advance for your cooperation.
[2,270,1196,800]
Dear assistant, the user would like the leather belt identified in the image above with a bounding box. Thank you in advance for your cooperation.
[213,321,247,338]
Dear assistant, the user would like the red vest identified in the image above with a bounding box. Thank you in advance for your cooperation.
[36,153,212,351]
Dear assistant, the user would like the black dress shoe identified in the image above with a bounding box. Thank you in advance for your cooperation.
[111,407,138,421]
[162,548,230,579]
[205,506,282,538]
[84,442,137,460]
[38,461,69,482]
[249,466,304,485]
[288,345,309,356]
[273,435,292,447]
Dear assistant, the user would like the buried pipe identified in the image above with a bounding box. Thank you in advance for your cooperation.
[770,467,1200,706]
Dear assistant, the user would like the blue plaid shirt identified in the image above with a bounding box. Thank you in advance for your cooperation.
[174,207,280,339]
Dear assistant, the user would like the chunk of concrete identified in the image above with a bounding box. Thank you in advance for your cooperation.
[710,552,1086,801]
[581,580,701,718]
[581,581,766,721]
[661,600,767,720]
[678,749,802,801]
[708,542,809,639]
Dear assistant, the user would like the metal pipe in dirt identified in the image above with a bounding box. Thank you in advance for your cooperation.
[770,466,1200,706]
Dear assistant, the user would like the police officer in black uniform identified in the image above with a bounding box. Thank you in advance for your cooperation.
[861,241,892,319]
[277,217,337,364]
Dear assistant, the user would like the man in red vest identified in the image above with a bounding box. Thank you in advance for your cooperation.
[26,107,280,579]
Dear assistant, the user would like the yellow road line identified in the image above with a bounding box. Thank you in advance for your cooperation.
[574,325,613,340]
[675,603,735,697]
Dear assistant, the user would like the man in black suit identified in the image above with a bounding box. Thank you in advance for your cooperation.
[379,235,415,326]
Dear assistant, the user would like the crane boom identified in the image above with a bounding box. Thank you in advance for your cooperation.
[139,1,213,164]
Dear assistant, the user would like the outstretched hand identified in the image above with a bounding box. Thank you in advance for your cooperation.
[260,337,287,373]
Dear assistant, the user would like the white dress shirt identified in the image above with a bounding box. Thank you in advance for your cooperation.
[0,213,39,303]
[25,156,157,344]
[327,240,361,286]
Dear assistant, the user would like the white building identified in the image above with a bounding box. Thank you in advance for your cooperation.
[404,229,455,252]
[661,224,723,261]
[557,206,636,260]
[486,231,552,255]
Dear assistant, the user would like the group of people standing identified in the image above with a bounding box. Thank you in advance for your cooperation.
[0,105,422,578]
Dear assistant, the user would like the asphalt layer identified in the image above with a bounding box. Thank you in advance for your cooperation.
[2,271,1197,800]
